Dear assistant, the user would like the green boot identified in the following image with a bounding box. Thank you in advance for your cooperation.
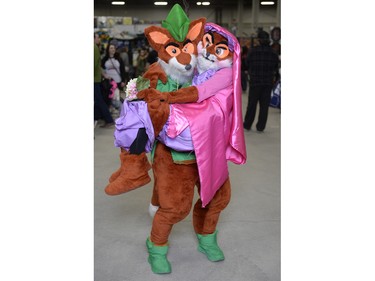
[146,238,171,274]
[196,230,225,262]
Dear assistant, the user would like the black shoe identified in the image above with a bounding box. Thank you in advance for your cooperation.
[243,123,251,131]
[256,124,265,132]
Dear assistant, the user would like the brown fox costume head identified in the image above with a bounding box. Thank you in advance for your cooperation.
[144,4,206,85]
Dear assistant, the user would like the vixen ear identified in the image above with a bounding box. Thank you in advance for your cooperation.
[186,18,206,43]
[145,26,171,51]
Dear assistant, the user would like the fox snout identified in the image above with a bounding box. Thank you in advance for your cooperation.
[174,51,195,67]
[159,54,197,84]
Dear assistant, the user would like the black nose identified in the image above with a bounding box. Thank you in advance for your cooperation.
[185,64,192,70]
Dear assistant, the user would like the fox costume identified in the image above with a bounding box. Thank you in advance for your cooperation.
[105,5,246,274]
[145,23,247,274]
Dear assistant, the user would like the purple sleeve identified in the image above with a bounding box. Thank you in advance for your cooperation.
[196,67,233,103]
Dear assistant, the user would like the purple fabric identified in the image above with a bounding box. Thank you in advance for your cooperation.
[192,68,217,86]
[113,101,154,152]
[158,124,194,151]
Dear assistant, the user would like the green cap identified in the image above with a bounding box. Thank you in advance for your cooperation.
[161,4,190,42]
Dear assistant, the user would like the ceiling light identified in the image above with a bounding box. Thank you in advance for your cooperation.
[202,1,210,5]
[154,1,168,5]
[196,2,202,5]
[111,1,125,5]
[261,1,275,5]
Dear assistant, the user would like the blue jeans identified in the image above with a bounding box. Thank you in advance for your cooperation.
[94,82,114,123]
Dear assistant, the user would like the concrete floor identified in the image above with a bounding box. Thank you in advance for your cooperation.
[94,100,280,281]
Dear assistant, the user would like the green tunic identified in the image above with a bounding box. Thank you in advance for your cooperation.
[151,77,196,164]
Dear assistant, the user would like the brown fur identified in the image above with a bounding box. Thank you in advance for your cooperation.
[105,152,152,195]
[150,142,231,245]
[108,148,129,183]
[193,178,231,235]
[142,63,168,89]
[150,142,199,245]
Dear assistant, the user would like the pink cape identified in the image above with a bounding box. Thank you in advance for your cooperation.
[173,23,247,207]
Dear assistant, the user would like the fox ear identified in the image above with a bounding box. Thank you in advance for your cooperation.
[145,26,171,51]
[186,18,206,43]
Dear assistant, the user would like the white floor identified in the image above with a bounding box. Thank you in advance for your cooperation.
[94,98,281,281]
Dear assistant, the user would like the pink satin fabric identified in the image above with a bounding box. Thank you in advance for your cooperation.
[166,105,189,138]
[173,23,247,207]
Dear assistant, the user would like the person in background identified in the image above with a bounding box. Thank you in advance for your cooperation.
[118,46,130,83]
[135,47,149,77]
[94,33,115,128]
[241,45,249,92]
[147,46,158,66]
[101,41,127,112]
[243,30,279,132]
[101,41,126,92]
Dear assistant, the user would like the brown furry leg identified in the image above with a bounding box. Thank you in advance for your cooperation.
[193,178,231,235]
[150,142,199,245]
[150,184,159,207]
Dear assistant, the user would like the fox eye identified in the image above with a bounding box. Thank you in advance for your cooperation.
[183,42,194,54]
[215,44,230,59]
[165,45,181,57]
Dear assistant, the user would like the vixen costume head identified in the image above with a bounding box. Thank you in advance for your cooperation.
[197,30,234,74]
[144,4,206,84]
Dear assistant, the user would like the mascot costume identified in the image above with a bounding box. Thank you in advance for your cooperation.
[104,4,247,274]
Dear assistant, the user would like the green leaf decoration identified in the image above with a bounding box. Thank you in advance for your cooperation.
[136,76,150,91]
[161,4,190,42]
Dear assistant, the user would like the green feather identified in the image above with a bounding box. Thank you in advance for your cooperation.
[161,4,190,42]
